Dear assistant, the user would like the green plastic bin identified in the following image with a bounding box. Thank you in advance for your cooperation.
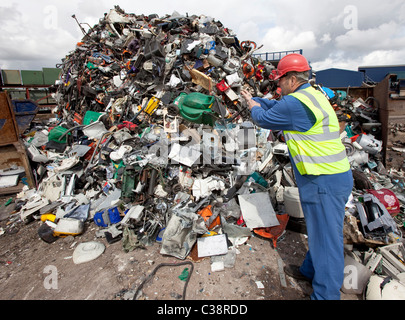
[48,126,70,143]
[174,92,216,126]
[82,111,102,125]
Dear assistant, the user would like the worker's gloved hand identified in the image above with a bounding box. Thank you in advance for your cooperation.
[241,90,261,111]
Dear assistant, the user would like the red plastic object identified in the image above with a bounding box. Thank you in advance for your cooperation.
[216,79,230,92]
[117,121,138,131]
[367,189,400,216]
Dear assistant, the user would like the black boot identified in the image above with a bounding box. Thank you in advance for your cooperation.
[284,265,312,283]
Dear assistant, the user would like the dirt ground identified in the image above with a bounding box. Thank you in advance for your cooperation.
[0,195,361,301]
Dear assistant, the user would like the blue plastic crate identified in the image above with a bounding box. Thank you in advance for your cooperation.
[94,206,121,227]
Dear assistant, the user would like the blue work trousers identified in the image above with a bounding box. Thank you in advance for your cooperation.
[295,170,353,300]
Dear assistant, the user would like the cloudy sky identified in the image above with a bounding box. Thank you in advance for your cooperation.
[1,0,405,72]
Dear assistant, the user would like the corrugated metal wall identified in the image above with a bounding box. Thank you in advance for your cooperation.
[315,68,364,88]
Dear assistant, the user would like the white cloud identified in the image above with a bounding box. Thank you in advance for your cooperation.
[360,50,405,67]
[0,3,79,69]
[335,21,405,53]
[261,26,317,54]
[312,48,405,72]
[311,56,361,72]
[320,33,332,44]
[251,0,405,70]
[237,21,260,44]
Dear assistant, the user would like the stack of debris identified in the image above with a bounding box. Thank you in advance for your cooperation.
[3,7,405,299]
[18,7,282,264]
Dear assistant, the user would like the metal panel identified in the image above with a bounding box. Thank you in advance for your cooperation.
[42,67,61,85]
[21,70,44,85]
[11,99,39,134]
[374,74,405,169]
[7,90,27,100]
[0,92,19,145]
[0,141,36,193]
[359,65,405,84]
[315,68,364,88]
[28,89,48,103]
[1,70,22,85]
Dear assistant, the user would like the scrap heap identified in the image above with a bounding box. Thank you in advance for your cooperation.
[6,7,405,298]
[21,7,280,258]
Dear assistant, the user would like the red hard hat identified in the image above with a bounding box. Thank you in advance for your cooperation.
[274,53,310,80]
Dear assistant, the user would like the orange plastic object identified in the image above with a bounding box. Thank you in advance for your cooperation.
[253,214,289,248]
[197,205,220,230]
[242,63,254,79]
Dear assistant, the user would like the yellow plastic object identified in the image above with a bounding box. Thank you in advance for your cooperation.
[201,231,218,237]
[145,97,160,115]
[40,214,56,222]
[52,218,84,238]
[53,230,82,238]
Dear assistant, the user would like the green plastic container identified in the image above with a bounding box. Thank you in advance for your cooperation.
[48,126,70,143]
[175,92,216,126]
[83,111,102,125]
[248,172,268,188]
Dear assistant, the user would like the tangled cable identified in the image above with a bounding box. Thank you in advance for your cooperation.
[132,261,194,300]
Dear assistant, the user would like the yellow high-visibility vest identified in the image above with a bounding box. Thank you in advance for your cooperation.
[284,86,350,175]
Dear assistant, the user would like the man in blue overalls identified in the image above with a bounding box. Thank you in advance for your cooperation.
[241,53,353,300]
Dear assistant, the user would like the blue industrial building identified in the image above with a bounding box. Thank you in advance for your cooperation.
[358,65,405,84]
[314,65,405,88]
[315,68,364,88]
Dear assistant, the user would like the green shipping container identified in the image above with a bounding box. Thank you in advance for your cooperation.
[1,70,22,85]
[43,68,61,85]
[21,70,44,85]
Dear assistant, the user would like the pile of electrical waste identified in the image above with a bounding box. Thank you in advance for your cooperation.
[4,7,405,300]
